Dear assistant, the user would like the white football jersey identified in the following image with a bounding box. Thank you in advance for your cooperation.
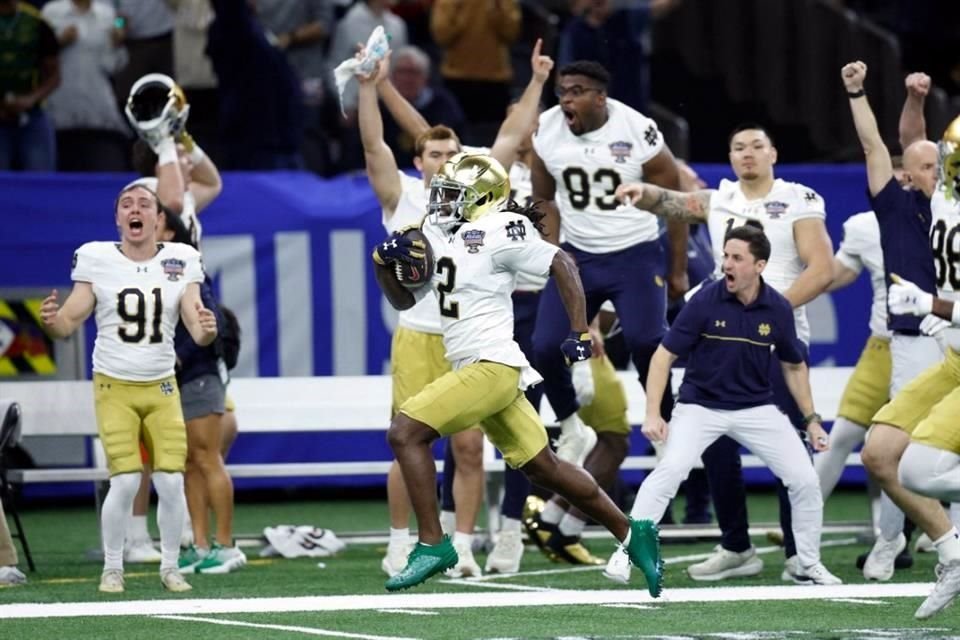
[384,171,442,335]
[507,160,548,292]
[71,241,204,381]
[533,98,663,253]
[130,177,202,246]
[707,178,827,345]
[835,211,890,338]
[418,211,559,389]
[930,188,960,350]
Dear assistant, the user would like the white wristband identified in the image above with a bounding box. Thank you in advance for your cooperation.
[951,302,960,327]
[188,143,205,165]
[156,137,178,167]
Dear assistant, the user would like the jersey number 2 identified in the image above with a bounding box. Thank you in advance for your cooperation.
[117,288,163,343]
[436,257,459,319]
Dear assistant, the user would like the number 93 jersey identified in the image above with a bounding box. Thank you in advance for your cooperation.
[72,241,205,381]
[533,98,664,253]
[419,212,559,389]
[931,188,960,350]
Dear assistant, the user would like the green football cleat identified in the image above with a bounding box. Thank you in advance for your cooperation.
[626,517,664,598]
[385,535,458,592]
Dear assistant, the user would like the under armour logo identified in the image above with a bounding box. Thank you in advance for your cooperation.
[715,320,726,327]
[137,266,148,272]
[577,345,586,357]
[382,239,397,251]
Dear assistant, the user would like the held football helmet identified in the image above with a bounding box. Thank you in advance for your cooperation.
[124,74,190,149]
[939,115,960,201]
[428,153,510,231]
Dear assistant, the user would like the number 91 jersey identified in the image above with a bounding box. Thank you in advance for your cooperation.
[931,189,960,350]
[533,98,664,253]
[72,241,205,381]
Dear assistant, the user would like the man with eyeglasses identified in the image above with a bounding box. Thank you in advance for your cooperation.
[526,60,685,554]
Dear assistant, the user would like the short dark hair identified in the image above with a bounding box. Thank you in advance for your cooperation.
[724,220,771,262]
[728,123,775,147]
[160,204,194,246]
[131,139,158,177]
[558,61,610,90]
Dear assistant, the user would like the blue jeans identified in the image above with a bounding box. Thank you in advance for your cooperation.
[0,108,56,171]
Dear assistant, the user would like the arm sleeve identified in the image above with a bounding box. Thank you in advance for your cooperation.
[184,247,205,284]
[790,187,826,222]
[70,244,96,283]
[631,111,665,164]
[660,300,702,358]
[835,219,865,274]
[774,301,804,364]
[490,220,560,277]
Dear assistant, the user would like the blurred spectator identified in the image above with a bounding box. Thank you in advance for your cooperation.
[256,0,334,105]
[430,0,520,144]
[391,0,434,58]
[0,0,60,171]
[42,0,130,172]
[206,0,304,169]
[169,0,219,160]
[382,45,464,167]
[558,0,681,113]
[112,0,175,109]
[329,0,408,114]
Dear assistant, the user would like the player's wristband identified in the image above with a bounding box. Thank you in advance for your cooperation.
[187,143,206,165]
[156,137,178,167]
[802,412,822,426]
[847,89,865,99]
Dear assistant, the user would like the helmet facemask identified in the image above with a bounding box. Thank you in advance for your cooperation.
[427,153,510,233]
[428,175,481,231]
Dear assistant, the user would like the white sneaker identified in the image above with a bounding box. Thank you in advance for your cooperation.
[602,545,631,584]
[863,532,905,581]
[555,419,598,467]
[447,540,482,578]
[381,542,411,577]
[98,568,124,593]
[485,530,523,574]
[124,538,162,564]
[0,566,26,585]
[784,560,842,585]
[687,545,763,581]
[161,568,193,592]
[915,533,935,553]
[915,560,960,619]
[196,544,248,574]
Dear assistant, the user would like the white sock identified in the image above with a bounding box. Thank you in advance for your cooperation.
[125,514,150,543]
[813,417,865,500]
[501,517,522,534]
[388,527,410,548]
[101,473,141,572]
[541,501,565,525]
[152,471,186,572]
[439,510,456,536]
[951,503,960,529]
[560,413,586,438]
[933,527,960,564]
[558,513,586,537]
[877,491,905,541]
[453,531,473,549]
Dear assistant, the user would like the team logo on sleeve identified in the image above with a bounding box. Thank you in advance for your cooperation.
[461,229,486,254]
[71,252,78,270]
[763,201,789,219]
[643,125,660,146]
[505,220,527,242]
[608,141,633,164]
[758,323,771,336]
[161,258,186,281]
[804,191,820,203]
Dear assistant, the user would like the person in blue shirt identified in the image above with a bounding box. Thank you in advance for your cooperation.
[603,221,840,586]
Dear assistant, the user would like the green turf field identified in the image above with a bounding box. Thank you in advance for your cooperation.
[1,490,956,639]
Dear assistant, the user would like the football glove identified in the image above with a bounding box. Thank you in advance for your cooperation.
[560,331,592,366]
[571,360,595,406]
[919,314,950,336]
[888,273,933,316]
[372,232,426,266]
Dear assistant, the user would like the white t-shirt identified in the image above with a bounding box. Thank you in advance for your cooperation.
[417,211,559,389]
[930,188,960,350]
[707,178,827,345]
[72,241,204,381]
[506,160,548,293]
[835,211,890,339]
[533,98,664,253]
[130,176,202,246]
[384,171,442,335]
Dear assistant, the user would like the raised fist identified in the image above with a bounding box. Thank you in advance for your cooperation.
[841,61,867,92]
[905,72,931,98]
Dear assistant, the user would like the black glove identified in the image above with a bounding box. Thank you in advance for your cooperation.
[560,331,592,366]
[372,231,426,266]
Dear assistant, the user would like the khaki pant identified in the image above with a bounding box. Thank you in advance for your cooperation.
[0,499,18,566]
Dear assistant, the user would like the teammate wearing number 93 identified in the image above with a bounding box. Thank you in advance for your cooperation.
[372,152,664,596]
[39,183,215,594]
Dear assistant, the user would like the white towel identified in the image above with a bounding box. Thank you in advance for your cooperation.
[332,26,391,116]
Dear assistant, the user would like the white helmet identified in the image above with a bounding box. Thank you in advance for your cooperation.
[124,73,190,148]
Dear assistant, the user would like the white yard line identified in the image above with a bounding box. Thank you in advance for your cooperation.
[374,609,438,616]
[826,598,887,605]
[0,583,933,620]
[155,615,419,640]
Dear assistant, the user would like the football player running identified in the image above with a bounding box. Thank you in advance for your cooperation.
[39,183,217,594]
[372,152,663,596]
[608,123,834,584]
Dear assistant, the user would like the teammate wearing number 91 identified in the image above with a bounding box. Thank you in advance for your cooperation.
[372,152,664,597]
[39,183,215,595]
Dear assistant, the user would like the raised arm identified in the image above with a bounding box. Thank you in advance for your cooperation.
[180,131,223,213]
[899,72,931,150]
[643,147,688,298]
[378,78,431,140]
[490,38,553,172]
[530,150,561,244]
[358,56,403,216]
[179,283,218,347]
[39,284,95,339]
[783,218,834,308]
[614,182,711,224]
[842,61,893,196]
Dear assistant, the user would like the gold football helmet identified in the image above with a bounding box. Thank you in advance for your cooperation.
[428,152,510,231]
[939,115,960,201]
[124,73,190,148]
